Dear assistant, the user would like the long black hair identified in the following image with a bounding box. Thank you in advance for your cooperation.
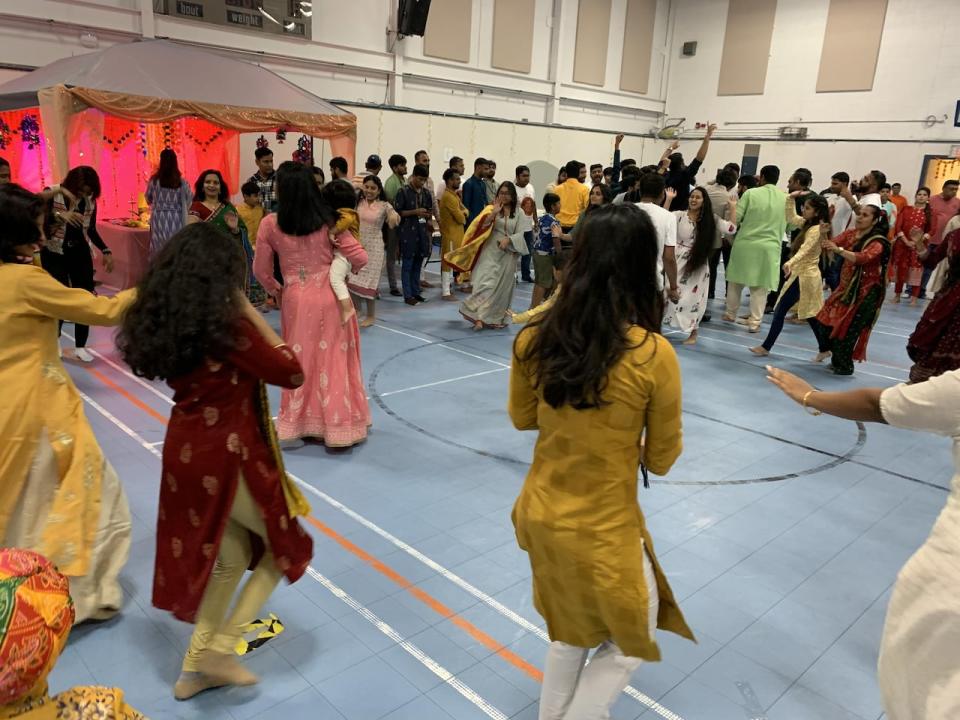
[686,187,717,272]
[587,183,613,210]
[276,161,334,235]
[152,148,183,189]
[496,180,518,218]
[117,223,246,380]
[515,203,662,409]
[0,184,45,262]
[193,169,229,203]
[793,194,830,254]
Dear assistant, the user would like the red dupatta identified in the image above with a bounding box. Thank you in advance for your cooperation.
[443,205,496,273]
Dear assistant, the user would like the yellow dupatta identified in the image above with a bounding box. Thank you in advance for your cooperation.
[444,205,497,273]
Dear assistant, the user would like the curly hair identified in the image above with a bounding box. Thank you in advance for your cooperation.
[117,223,245,380]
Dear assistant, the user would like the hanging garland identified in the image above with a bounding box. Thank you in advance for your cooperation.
[292,135,312,165]
[0,118,11,149]
[20,114,41,149]
[256,134,270,149]
[183,127,225,150]
[275,129,287,144]
[102,127,136,152]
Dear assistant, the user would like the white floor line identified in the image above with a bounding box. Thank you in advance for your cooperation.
[307,567,509,720]
[75,393,508,719]
[62,332,175,406]
[76,363,681,719]
[694,328,907,383]
[380,367,509,397]
[373,323,511,369]
[291,476,684,720]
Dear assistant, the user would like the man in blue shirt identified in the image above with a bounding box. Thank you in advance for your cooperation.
[462,157,489,229]
[530,192,561,310]
[394,164,435,305]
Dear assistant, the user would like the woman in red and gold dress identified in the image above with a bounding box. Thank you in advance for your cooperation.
[813,204,891,375]
[889,187,932,305]
[118,223,313,701]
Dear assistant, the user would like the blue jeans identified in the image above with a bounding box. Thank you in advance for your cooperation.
[761,278,829,352]
[401,253,423,299]
[520,230,534,280]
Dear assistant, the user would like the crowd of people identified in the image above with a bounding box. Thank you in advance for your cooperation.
[0,131,959,720]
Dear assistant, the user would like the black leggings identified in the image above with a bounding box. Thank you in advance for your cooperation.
[41,241,95,347]
[761,278,828,353]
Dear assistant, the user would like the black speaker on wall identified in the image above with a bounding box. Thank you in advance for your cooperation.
[682,41,698,57]
[398,0,432,37]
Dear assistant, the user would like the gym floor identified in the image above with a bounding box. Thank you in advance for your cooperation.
[51,270,949,720]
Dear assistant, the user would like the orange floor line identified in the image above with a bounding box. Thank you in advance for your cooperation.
[80,364,545,683]
[305,515,544,682]
[83,366,170,425]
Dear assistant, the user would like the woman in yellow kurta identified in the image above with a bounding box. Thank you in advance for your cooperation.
[0,184,137,623]
[751,192,831,357]
[509,204,693,719]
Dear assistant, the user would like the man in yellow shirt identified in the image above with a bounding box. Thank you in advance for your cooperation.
[236,181,266,248]
[439,167,467,300]
[555,160,589,231]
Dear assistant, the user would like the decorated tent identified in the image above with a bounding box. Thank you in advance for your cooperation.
[0,39,356,218]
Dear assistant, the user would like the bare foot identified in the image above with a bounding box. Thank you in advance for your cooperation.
[909,299,918,306]
[682,331,698,345]
[890,296,900,304]
[473,321,484,332]
[359,316,375,328]
[813,351,832,363]
[749,346,769,356]
[722,313,736,322]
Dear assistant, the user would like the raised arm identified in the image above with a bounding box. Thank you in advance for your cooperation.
[766,366,885,423]
[694,122,717,163]
[786,225,821,274]
[785,192,804,229]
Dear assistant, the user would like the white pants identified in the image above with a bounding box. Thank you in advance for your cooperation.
[538,547,659,720]
[725,282,767,325]
[330,251,350,301]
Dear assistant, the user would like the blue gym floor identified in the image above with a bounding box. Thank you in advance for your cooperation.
[50,268,950,720]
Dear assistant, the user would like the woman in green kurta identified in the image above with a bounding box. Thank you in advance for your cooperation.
[509,204,693,719]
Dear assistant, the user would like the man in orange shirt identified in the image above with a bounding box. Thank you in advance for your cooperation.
[555,160,589,232]
[889,182,908,214]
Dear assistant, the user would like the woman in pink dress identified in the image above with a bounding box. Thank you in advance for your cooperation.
[253,162,371,447]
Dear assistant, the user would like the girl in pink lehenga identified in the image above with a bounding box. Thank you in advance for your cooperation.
[253,162,370,446]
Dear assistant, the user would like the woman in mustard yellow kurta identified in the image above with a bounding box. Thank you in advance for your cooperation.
[0,184,137,623]
[509,204,693,719]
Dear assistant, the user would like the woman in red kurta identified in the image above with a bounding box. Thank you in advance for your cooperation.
[814,204,891,375]
[118,223,313,701]
[889,187,932,305]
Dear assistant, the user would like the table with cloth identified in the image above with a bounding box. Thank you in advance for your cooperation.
[94,221,150,290]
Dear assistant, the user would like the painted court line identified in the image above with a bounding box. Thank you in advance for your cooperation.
[292,477,685,720]
[73,327,683,719]
[379,367,509,397]
[63,332,175,406]
[373,323,512,369]
[74,389,510,719]
[307,567,510,720]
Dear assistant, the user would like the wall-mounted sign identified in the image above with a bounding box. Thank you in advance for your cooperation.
[154,0,311,39]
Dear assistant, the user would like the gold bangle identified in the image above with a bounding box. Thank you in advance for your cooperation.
[802,390,822,416]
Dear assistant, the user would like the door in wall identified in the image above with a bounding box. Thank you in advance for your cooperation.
[920,155,960,194]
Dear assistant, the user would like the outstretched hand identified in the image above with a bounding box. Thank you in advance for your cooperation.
[765,366,814,406]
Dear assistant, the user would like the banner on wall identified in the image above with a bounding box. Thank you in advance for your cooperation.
[153,0,310,38]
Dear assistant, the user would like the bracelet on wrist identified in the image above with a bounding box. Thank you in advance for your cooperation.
[802,390,822,416]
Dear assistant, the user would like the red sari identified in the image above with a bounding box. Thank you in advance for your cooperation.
[908,230,960,383]
[817,229,890,363]
[153,319,313,623]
